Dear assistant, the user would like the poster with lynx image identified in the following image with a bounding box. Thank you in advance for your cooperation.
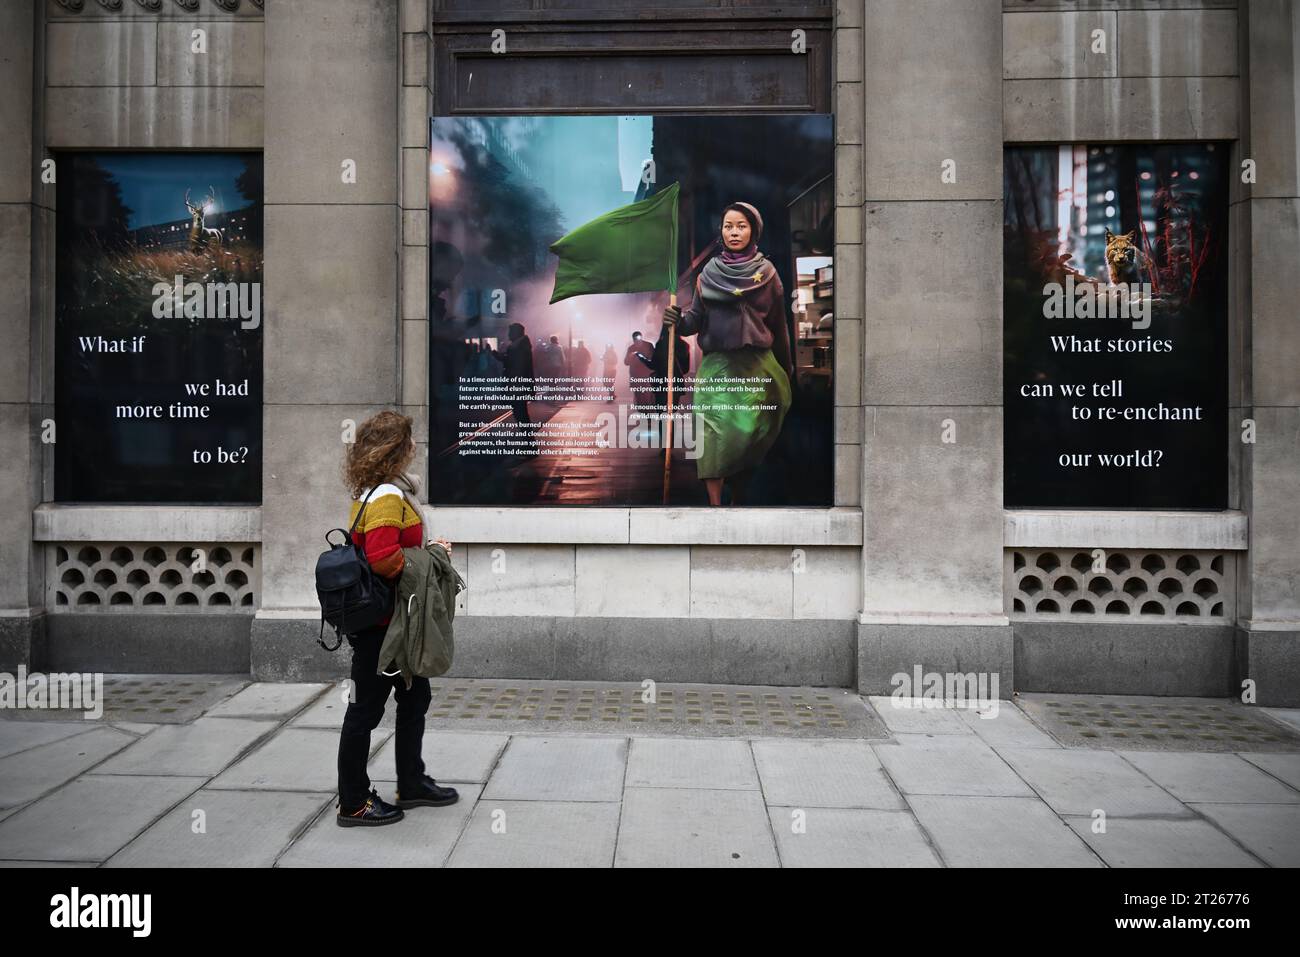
[1004,144,1229,509]
[427,114,836,507]
[55,152,263,503]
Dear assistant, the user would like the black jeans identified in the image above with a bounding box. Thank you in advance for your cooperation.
[336,623,432,810]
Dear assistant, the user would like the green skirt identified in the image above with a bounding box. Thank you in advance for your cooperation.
[691,347,792,480]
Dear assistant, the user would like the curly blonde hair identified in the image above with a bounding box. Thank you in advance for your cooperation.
[344,410,414,499]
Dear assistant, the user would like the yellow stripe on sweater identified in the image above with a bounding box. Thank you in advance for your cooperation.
[349,492,421,533]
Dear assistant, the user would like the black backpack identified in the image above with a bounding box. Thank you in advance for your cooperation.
[314,487,395,651]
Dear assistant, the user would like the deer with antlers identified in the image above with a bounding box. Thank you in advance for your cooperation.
[184,188,225,252]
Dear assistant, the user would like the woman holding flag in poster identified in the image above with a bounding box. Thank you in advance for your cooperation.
[548,184,791,506]
[662,202,793,506]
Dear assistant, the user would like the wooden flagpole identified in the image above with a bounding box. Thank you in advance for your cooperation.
[661,293,677,505]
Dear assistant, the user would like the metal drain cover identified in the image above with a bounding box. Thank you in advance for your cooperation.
[1017,693,1300,752]
[421,679,887,739]
[0,674,247,725]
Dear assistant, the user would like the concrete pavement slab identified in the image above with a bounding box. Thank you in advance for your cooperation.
[483,736,627,802]
[906,795,1101,868]
[957,703,1061,749]
[999,748,1189,817]
[206,682,330,719]
[1262,708,1300,735]
[615,787,778,867]
[208,727,378,793]
[1187,803,1300,867]
[0,726,136,808]
[96,717,277,777]
[873,735,1035,797]
[768,807,940,867]
[369,729,508,784]
[289,684,354,729]
[626,737,758,790]
[447,800,620,867]
[276,782,481,867]
[0,774,204,862]
[752,739,904,809]
[1239,752,1300,792]
[1066,816,1265,868]
[111,723,160,736]
[868,696,972,735]
[0,720,99,758]
[106,790,332,867]
[1119,751,1300,804]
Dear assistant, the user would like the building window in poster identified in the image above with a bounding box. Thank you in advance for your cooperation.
[1004,144,1228,509]
[428,115,835,507]
[55,152,263,503]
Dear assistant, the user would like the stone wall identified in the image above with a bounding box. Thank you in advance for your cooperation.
[1,0,1296,701]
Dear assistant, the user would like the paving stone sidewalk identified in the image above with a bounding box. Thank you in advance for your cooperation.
[1,680,1298,868]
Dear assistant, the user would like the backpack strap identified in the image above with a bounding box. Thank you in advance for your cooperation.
[348,485,380,536]
[318,617,343,653]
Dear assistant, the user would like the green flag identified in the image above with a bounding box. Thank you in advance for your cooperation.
[548,181,679,304]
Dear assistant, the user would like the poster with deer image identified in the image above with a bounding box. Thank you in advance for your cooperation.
[55,152,263,503]
[1003,143,1229,509]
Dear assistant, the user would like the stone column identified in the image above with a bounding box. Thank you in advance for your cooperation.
[0,2,44,669]
[252,0,401,679]
[399,0,430,479]
[1238,0,1300,706]
[856,0,1011,694]
[834,0,864,509]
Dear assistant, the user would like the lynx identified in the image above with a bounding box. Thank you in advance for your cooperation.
[1104,228,1142,285]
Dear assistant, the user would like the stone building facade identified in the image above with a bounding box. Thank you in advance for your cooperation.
[1,0,1297,704]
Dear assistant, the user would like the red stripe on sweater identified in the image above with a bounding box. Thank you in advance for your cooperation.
[350,516,423,627]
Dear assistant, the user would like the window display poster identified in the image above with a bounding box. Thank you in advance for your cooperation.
[55,152,263,503]
[1004,144,1229,509]
[428,114,835,506]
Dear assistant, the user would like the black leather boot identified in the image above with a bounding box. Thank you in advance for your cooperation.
[337,788,405,827]
[395,774,460,808]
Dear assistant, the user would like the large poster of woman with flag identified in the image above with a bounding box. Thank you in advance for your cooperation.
[428,114,835,507]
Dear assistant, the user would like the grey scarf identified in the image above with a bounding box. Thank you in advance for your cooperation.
[698,250,778,306]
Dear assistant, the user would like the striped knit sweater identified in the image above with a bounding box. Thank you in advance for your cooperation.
[349,485,424,627]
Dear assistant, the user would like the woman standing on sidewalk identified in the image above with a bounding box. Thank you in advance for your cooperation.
[335,410,458,827]
[661,201,794,506]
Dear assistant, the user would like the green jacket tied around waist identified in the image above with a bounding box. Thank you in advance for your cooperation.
[379,543,466,688]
